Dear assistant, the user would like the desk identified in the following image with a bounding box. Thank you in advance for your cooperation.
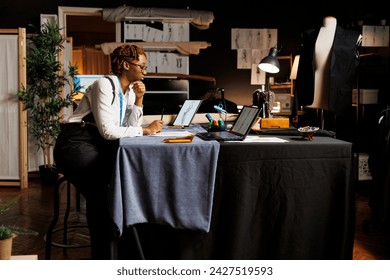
[112,128,355,260]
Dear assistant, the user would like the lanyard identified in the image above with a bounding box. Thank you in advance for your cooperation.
[116,76,123,126]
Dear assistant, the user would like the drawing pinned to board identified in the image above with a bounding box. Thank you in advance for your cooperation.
[125,24,144,41]
[143,26,164,42]
[251,63,266,85]
[237,49,252,69]
[231,28,277,84]
[252,49,270,65]
[362,25,389,47]
[231,28,277,50]
[123,22,189,43]
[146,51,158,73]
[156,52,188,74]
[162,23,189,42]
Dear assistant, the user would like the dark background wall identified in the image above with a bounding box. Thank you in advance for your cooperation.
[1,0,388,106]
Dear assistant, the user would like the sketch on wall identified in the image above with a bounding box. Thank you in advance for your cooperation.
[250,64,266,85]
[362,25,389,47]
[124,22,189,43]
[231,28,277,85]
[237,49,251,69]
[156,52,188,74]
[125,24,146,41]
[163,23,189,42]
[143,51,188,74]
[123,22,190,74]
[143,25,164,42]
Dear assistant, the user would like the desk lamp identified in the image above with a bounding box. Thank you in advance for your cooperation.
[258,47,280,118]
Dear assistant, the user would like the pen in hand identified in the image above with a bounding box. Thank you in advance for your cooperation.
[160,108,165,121]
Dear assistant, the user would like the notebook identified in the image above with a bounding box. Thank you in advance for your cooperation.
[196,106,261,141]
[171,99,203,127]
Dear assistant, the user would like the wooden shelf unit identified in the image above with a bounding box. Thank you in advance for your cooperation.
[270,54,293,115]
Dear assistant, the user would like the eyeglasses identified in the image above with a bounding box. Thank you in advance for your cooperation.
[128,62,147,72]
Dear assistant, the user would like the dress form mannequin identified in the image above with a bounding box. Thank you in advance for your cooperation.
[308,16,337,110]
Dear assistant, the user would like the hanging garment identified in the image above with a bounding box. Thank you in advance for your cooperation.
[295,26,361,116]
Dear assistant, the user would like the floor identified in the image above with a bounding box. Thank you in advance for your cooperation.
[1,172,389,260]
[0,172,90,260]
[353,181,390,260]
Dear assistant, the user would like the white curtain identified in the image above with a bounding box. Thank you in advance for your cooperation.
[0,35,19,179]
[0,34,45,174]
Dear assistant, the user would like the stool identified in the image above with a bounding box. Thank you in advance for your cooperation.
[44,174,91,259]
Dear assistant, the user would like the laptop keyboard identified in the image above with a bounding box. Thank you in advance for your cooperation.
[215,131,242,140]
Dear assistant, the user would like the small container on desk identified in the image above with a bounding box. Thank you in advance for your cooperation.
[207,112,227,131]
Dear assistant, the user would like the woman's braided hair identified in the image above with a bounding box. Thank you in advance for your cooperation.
[110,44,147,75]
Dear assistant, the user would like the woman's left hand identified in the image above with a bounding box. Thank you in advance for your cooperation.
[132,81,146,98]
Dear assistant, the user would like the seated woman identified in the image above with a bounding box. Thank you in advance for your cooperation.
[197,87,238,114]
[54,44,163,259]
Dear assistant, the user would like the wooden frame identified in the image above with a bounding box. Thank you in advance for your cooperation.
[0,28,28,189]
[58,6,121,42]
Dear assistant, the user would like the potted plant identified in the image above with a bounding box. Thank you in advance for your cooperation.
[0,225,16,260]
[0,196,38,260]
[17,22,80,185]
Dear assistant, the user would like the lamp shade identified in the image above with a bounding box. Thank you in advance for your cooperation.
[258,47,280,74]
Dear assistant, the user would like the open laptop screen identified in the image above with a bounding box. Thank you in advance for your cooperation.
[172,100,202,127]
[230,106,260,135]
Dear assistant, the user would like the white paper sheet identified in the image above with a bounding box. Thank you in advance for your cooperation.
[241,136,289,143]
[150,131,192,137]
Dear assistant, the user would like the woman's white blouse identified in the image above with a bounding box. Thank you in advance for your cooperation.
[67,75,144,139]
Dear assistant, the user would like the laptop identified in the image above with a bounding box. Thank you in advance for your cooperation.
[170,99,203,127]
[196,106,261,141]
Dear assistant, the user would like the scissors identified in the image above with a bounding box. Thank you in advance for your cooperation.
[213,103,227,114]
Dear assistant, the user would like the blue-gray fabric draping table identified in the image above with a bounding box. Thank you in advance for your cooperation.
[110,125,219,236]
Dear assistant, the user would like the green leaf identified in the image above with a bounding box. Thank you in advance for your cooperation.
[0,225,13,240]
[0,195,20,215]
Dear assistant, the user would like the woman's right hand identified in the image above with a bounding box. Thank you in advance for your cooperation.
[143,120,163,135]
